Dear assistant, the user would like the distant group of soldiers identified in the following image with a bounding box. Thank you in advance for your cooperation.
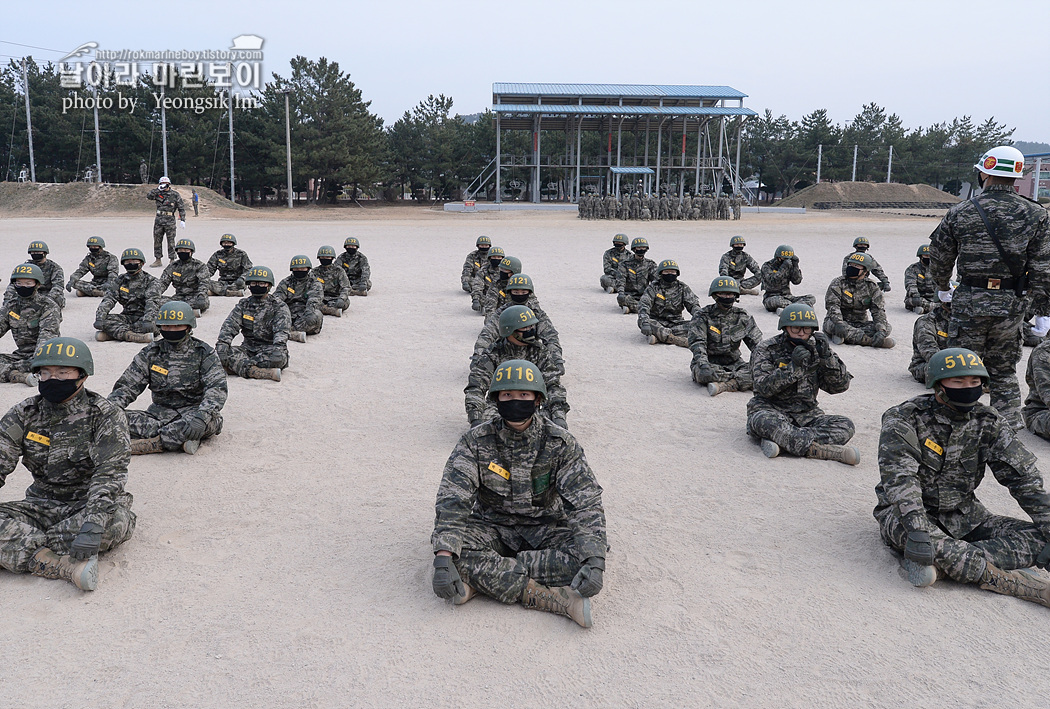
[578,191,741,221]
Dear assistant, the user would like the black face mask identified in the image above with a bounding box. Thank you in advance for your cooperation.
[775,258,785,266]
[498,271,511,283]
[222,244,234,251]
[942,384,983,410]
[292,270,309,280]
[614,244,625,250]
[855,246,868,252]
[785,335,810,348]
[478,247,490,255]
[30,253,44,262]
[633,250,647,259]
[249,284,269,296]
[516,327,538,343]
[732,246,744,252]
[177,252,191,262]
[845,265,863,279]
[39,378,80,404]
[920,257,930,266]
[319,258,333,266]
[715,296,737,308]
[14,285,35,298]
[661,273,678,284]
[497,398,537,423]
[346,247,359,256]
[89,247,102,255]
[125,263,141,273]
[510,292,530,304]
[160,329,189,342]
[488,259,502,269]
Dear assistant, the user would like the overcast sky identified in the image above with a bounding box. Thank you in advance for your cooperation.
[5,0,1047,143]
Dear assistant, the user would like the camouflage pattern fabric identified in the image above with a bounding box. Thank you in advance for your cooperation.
[336,250,371,293]
[310,264,351,310]
[471,263,503,310]
[147,188,186,259]
[216,295,291,376]
[95,271,163,340]
[908,306,950,384]
[159,258,211,312]
[600,246,628,289]
[760,257,813,312]
[474,297,563,374]
[874,394,1050,583]
[461,249,488,291]
[0,291,62,382]
[841,251,889,290]
[687,303,762,387]
[637,280,700,337]
[615,255,658,312]
[108,335,227,450]
[718,249,761,290]
[822,275,891,346]
[481,278,516,317]
[206,247,253,295]
[1023,338,1050,440]
[465,341,569,424]
[0,389,135,573]
[69,249,119,297]
[274,275,324,335]
[431,415,606,603]
[4,259,66,310]
[903,260,935,311]
[746,332,854,455]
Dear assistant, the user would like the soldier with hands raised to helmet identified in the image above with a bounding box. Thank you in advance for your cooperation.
[689,276,762,396]
[760,244,815,314]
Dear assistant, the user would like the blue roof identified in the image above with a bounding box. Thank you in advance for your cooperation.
[493,83,747,100]
[610,167,655,175]
[1024,152,1050,159]
[493,104,757,117]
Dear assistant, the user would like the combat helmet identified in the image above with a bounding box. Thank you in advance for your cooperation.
[246,266,276,286]
[974,146,1025,179]
[917,244,930,258]
[220,233,237,246]
[926,348,989,389]
[778,302,818,330]
[499,305,538,338]
[499,256,523,276]
[709,276,740,296]
[289,254,312,270]
[32,337,93,376]
[487,246,506,263]
[476,235,492,247]
[775,244,794,260]
[86,236,105,248]
[613,233,628,246]
[852,236,870,250]
[344,237,360,249]
[317,245,337,260]
[487,358,547,401]
[730,235,746,248]
[657,259,680,274]
[631,237,649,252]
[121,248,146,264]
[506,273,534,293]
[844,251,875,274]
[11,263,44,284]
[27,240,49,254]
[175,238,195,252]
[156,300,196,328]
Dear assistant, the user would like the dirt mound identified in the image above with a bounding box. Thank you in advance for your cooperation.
[778,182,961,209]
[0,182,247,217]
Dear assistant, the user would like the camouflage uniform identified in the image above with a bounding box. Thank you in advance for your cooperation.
[108,335,227,450]
[471,262,502,311]
[0,389,135,574]
[206,247,252,296]
[0,290,61,382]
[630,194,641,219]
[336,250,371,294]
[4,259,66,310]
[687,303,762,387]
[822,275,891,346]
[95,271,163,340]
[146,187,186,260]
[1023,338,1050,440]
[615,254,658,312]
[929,183,1050,425]
[431,415,606,604]
[461,249,489,292]
[841,251,890,291]
[718,249,761,290]
[908,307,951,384]
[600,246,628,290]
[274,275,324,335]
[874,394,1050,584]
[760,257,815,312]
[903,259,936,312]
[474,297,563,373]
[68,249,119,297]
[310,263,351,311]
[215,295,291,376]
[465,341,569,425]
[481,278,516,317]
[746,332,855,456]
[159,258,210,312]
[637,280,700,340]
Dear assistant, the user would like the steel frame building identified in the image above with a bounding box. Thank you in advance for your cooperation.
[487,83,757,203]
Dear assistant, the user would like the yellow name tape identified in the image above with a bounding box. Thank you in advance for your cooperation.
[88,262,95,267]
[844,290,853,297]
[150,364,169,375]
[709,325,721,334]
[924,438,943,455]
[488,461,510,480]
[218,259,226,265]
[628,269,636,275]
[316,278,325,284]
[656,293,666,300]
[26,431,50,446]
[918,273,925,279]
[8,311,19,321]
[242,314,255,322]
[286,287,295,293]
[173,272,181,277]
[937,330,948,338]
[120,286,129,293]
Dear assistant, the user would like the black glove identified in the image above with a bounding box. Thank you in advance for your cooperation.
[812,333,832,359]
[570,557,605,597]
[904,531,935,565]
[185,414,208,440]
[131,320,152,334]
[551,416,567,429]
[1037,543,1050,571]
[471,298,481,312]
[432,555,464,599]
[70,521,104,560]
[880,282,891,293]
[65,277,75,292]
[695,364,715,383]
[871,332,886,348]
[93,317,104,331]
[791,255,799,265]
[791,345,814,368]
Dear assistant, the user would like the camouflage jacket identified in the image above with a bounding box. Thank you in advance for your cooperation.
[216,295,291,355]
[108,335,228,417]
[159,257,210,301]
[471,263,503,303]
[929,184,1050,316]
[5,259,65,309]
[70,249,119,288]
[841,251,889,288]
[615,255,658,296]
[97,270,162,324]
[760,258,803,296]
[474,296,563,369]
[274,275,323,316]
[310,263,351,301]
[336,251,371,289]
[637,280,700,330]
[206,247,253,283]
[461,249,488,286]
[904,260,935,301]
[824,276,889,331]
[748,332,852,416]
[481,277,515,316]
[718,249,760,281]
[465,339,569,421]
[602,246,628,277]
[875,394,1050,539]
[0,389,130,528]
[910,307,950,373]
[147,187,186,221]
[687,303,762,366]
[431,415,606,559]
[0,290,62,357]
[1024,339,1050,423]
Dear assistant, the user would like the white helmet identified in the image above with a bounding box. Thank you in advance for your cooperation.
[159,176,171,184]
[974,146,1025,179]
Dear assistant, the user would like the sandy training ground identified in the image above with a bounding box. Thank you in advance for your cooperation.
[1,207,1048,708]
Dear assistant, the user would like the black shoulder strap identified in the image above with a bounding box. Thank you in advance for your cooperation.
[969,196,1022,280]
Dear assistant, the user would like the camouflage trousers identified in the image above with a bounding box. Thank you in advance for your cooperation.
[1023,409,1050,442]
[452,519,585,604]
[100,314,154,340]
[209,278,245,296]
[948,312,1023,425]
[909,360,928,385]
[72,278,107,297]
[904,295,935,312]
[323,295,350,311]
[153,217,177,260]
[0,352,31,383]
[874,506,1046,584]
[822,319,887,346]
[736,275,761,291]
[641,318,689,338]
[746,406,855,457]
[289,307,323,335]
[220,344,288,377]
[763,293,815,312]
[171,290,209,312]
[0,493,135,573]
[350,279,371,295]
[127,405,224,451]
[599,274,616,290]
[691,356,752,389]
[616,292,644,313]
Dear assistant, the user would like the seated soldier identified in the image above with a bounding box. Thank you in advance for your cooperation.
[481,256,523,316]
[903,244,936,314]
[337,237,371,296]
[108,301,227,456]
[274,255,324,341]
[215,266,289,382]
[471,246,505,313]
[311,245,351,317]
[0,264,61,386]
[66,236,119,298]
[158,238,210,316]
[718,235,761,295]
[600,234,628,293]
[432,359,606,628]
[823,252,894,348]
[205,233,252,297]
[760,244,815,314]
[0,337,136,591]
[465,306,569,429]
[875,347,1050,609]
[1024,336,1050,441]
[841,236,890,292]
[688,276,762,396]
[93,248,161,344]
[615,237,657,314]
[637,259,700,347]
[909,290,952,384]
[747,303,859,465]
[461,235,492,293]
[4,241,66,310]
[474,273,563,373]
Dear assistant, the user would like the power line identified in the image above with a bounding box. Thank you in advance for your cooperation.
[0,40,66,54]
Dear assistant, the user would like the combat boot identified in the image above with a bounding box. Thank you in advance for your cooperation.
[182,439,201,455]
[130,436,164,455]
[150,258,162,268]
[760,439,780,458]
[247,366,282,382]
[806,443,860,466]
[226,289,244,297]
[604,286,614,294]
[520,579,592,628]
[900,557,938,588]
[95,331,112,342]
[76,289,87,297]
[741,287,760,295]
[453,583,476,606]
[351,290,368,297]
[978,563,1050,608]
[878,337,896,349]
[621,305,631,315]
[29,547,98,591]
[707,380,739,397]
[193,309,202,318]
[668,334,688,348]
[288,331,307,343]
[831,335,844,345]
[7,371,31,386]
[123,332,153,344]
[321,305,341,317]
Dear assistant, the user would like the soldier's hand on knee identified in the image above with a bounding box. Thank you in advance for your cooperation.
[432,554,465,600]
[904,531,935,565]
[93,318,104,331]
[186,414,208,440]
[570,557,605,597]
[65,277,74,292]
[70,521,104,560]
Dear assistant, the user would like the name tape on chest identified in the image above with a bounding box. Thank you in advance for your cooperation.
[924,438,943,455]
[488,461,510,480]
[937,330,948,338]
[286,287,295,293]
[173,272,182,277]
[656,293,666,300]
[218,259,227,265]
[628,269,636,275]
[8,311,19,321]
[150,364,169,375]
[120,286,129,293]
[26,431,50,446]
[243,314,255,322]
[316,278,325,284]
[918,273,925,279]
[709,325,721,334]
[844,290,853,298]
[88,262,95,268]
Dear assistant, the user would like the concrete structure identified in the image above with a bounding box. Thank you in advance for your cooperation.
[1019,151,1050,201]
